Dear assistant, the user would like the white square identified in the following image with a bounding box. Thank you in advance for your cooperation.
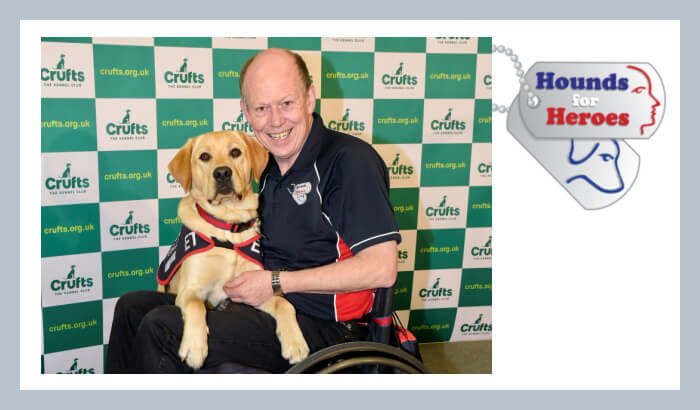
[154,46,213,99]
[463,227,492,268]
[426,37,479,54]
[41,152,99,206]
[296,50,322,99]
[422,99,474,143]
[475,53,492,99]
[373,52,426,99]
[42,253,102,308]
[374,144,422,188]
[410,269,461,310]
[99,199,159,252]
[470,143,492,186]
[320,98,373,144]
[158,148,186,199]
[397,229,416,272]
[321,37,375,52]
[96,99,157,151]
[43,345,104,374]
[41,42,95,98]
[213,98,255,136]
[417,186,469,230]
[451,306,492,341]
[102,297,119,345]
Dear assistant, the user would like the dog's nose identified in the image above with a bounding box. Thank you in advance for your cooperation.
[213,166,232,182]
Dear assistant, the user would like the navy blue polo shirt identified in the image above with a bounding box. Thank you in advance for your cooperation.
[259,113,401,322]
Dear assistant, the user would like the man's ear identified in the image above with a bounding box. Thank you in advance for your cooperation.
[168,137,195,192]
[245,133,269,182]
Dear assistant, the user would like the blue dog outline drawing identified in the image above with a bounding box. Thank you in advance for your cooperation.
[565,139,625,194]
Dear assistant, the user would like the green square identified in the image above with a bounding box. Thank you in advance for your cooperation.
[375,37,426,53]
[372,99,423,144]
[42,37,91,43]
[157,99,213,149]
[473,99,492,143]
[390,188,419,230]
[154,38,212,48]
[43,301,103,354]
[98,150,157,202]
[321,52,374,98]
[467,186,492,228]
[425,54,477,98]
[42,204,101,257]
[268,37,321,50]
[41,98,97,152]
[478,37,492,54]
[102,247,159,299]
[421,144,471,186]
[159,198,182,246]
[415,229,466,270]
[459,268,492,307]
[407,308,457,343]
[213,49,258,98]
[393,271,413,311]
[93,44,156,98]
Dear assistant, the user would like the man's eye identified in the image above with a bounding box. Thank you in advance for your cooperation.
[199,152,211,161]
[255,106,266,112]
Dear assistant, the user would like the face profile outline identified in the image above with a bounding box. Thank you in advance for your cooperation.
[627,64,661,136]
[565,139,625,194]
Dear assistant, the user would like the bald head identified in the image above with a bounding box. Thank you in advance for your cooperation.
[239,48,312,103]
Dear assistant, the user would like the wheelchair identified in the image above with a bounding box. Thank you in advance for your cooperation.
[200,287,429,374]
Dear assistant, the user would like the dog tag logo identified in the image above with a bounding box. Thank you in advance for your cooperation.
[287,182,312,205]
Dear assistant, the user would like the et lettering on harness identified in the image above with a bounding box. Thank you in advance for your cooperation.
[157,225,263,286]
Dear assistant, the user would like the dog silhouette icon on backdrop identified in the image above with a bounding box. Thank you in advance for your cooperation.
[55,54,65,70]
[179,58,188,72]
[62,163,71,178]
[125,210,134,225]
[396,62,404,76]
[121,109,131,124]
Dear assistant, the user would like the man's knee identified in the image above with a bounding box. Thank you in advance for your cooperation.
[138,305,183,341]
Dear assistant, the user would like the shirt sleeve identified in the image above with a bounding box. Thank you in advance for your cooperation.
[323,141,402,255]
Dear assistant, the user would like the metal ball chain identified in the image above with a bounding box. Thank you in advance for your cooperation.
[491,44,539,114]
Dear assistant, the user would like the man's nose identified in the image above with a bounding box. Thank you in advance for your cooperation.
[269,105,283,127]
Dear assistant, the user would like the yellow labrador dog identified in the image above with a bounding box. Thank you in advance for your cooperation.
[157,130,309,370]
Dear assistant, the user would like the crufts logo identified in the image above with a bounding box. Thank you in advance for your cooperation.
[106,109,148,137]
[41,53,85,83]
[164,58,205,84]
[50,264,93,294]
[388,153,414,177]
[45,163,89,193]
[419,277,453,298]
[471,235,492,257]
[109,210,151,238]
[426,195,460,217]
[460,313,492,333]
[222,110,253,133]
[328,108,366,133]
[430,108,466,131]
[56,358,95,374]
[382,62,418,87]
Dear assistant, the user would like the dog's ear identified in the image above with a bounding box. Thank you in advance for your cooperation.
[169,137,195,192]
[245,133,269,182]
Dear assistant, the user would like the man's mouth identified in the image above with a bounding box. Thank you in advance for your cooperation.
[269,129,291,140]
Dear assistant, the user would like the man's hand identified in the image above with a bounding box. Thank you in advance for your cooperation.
[223,270,274,307]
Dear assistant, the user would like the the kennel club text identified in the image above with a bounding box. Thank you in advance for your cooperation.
[537,72,630,127]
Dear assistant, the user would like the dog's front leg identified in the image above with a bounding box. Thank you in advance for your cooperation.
[258,297,310,364]
[175,290,209,370]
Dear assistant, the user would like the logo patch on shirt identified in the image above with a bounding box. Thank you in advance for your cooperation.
[287,182,312,205]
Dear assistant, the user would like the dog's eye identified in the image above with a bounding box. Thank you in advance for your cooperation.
[199,152,211,161]
[230,148,241,158]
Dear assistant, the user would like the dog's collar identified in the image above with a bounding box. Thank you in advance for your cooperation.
[196,203,256,233]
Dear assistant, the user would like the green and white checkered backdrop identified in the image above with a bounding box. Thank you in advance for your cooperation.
[40,37,492,374]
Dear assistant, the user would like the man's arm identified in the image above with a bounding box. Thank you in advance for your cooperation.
[223,240,397,307]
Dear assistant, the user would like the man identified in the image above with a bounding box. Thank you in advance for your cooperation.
[105,48,400,373]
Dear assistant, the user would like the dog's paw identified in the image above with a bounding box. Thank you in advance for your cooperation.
[277,325,310,364]
[179,325,209,370]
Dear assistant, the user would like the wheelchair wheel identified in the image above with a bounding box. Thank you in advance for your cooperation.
[286,341,429,374]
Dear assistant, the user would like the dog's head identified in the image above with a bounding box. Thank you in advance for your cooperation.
[168,130,268,206]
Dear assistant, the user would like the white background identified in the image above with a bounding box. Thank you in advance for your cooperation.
[21,20,680,389]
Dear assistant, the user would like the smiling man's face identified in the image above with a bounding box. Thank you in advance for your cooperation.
[240,49,316,175]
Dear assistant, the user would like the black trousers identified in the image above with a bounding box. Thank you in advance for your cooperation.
[105,290,368,373]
